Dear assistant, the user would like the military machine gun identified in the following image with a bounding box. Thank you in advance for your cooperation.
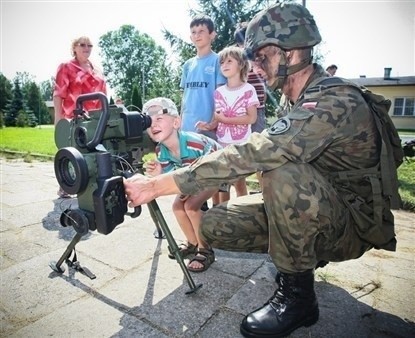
[49,92,202,294]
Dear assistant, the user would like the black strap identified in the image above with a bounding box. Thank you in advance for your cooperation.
[65,249,96,279]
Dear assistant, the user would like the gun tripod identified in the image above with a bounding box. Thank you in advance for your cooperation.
[50,164,202,294]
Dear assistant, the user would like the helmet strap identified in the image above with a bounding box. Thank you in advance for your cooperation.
[270,50,313,91]
[269,52,288,91]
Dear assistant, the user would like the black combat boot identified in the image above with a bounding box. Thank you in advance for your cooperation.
[240,270,319,338]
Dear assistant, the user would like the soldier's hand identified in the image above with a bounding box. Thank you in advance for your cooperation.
[124,174,157,207]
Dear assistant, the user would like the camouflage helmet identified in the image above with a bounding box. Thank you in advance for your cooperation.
[245,3,321,56]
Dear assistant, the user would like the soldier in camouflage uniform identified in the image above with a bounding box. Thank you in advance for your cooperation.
[125,3,397,337]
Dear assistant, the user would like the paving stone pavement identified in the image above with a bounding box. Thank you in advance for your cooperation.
[1,157,414,338]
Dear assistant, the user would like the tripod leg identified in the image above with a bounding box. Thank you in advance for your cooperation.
[148,203,165,239]
[147,199,202,294]
[49,233,83,273]
[133,166,164,239]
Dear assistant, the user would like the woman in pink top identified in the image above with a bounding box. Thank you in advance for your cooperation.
[53,36,107,198]
[53,36,107,123]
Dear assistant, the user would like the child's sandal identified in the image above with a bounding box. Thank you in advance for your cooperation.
[168,242,198,260]
[187,248,215,272]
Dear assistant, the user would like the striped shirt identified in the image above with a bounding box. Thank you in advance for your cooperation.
[247,69,266,109]
[156,131,222,173]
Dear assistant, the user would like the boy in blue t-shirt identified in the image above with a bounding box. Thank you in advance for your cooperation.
[180,14,227,206]
[143,97,219,273]
[180,14,226,140]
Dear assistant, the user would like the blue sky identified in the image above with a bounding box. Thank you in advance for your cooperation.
[1,0,414,87]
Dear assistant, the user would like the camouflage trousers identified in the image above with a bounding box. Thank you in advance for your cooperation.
[200,162,371,273]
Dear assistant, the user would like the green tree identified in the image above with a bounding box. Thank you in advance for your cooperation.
[26,82,49,125]
[147,61,181,105]
[15,72,35,98]
[39,78,54,101]
[130,83,142,111]
[15,72,41,126]
[0,73,13,113]
[98,25,175,106]
[4,79,25,126]
[16,109,37,127]
[16,110,29,127]
[162,30,194,67]
[191,0,269,51]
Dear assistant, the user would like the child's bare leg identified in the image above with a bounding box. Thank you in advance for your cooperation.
[219,191,230,203]
[184,190,216,270]
[172,195,197,245]
[211,191,220,206]
[234,178,248,197]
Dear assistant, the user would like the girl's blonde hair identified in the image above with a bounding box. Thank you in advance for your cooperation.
[219,46,250,82]
[71,36,92,57]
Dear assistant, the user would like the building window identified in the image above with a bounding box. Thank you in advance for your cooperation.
[393,97,415,116]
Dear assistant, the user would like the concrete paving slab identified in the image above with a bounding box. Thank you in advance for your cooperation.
[1,157,414,338]
[7,295,170,338]
[1,247,122,336]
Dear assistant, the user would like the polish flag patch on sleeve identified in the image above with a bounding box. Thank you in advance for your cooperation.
[301,101,318,109]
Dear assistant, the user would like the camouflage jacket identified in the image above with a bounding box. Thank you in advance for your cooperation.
[173,64,380,195]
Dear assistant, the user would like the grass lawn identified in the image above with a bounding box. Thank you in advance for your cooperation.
[398,158,415,211]
[1,126,414,211]
[1,126,57,157]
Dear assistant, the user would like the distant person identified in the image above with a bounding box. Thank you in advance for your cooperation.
[234,21,267,192]
[143,97,220,272]
[196,46,259,198]
[326,64,338,76]
[180,14,227,206]
[53,36,107,198]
